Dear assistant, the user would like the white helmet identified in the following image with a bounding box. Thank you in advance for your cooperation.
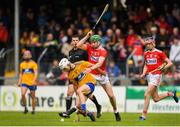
[59,58,70,70]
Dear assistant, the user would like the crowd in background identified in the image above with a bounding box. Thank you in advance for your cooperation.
[0,0,180,86]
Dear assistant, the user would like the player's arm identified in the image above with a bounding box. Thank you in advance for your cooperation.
[161,58,173,70]
[32,63,38,85]
[76,31,92,50]
[159,52,173,71]
[95,68,106,75]
[86,61,106,75]
[140,63,148,78]
[32,69,38,85]
[84,57,105,74]
[90,56,105,70]
[16,64,23,87]
[16,72,22,87]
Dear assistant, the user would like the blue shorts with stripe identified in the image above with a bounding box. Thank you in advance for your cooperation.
[21,84,37,91]
[85,82,95,97]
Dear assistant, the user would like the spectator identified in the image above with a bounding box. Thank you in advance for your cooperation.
[103,29,115,46]
[46,60,65,85]
[42,33,58,74]
[107,60,121,86]
[66,28,74,43]
[170,37,180,72]
[0,20,8,47]
[0,20,8,85]
[113,36,127,74]
[114,28,123,43]
[108,60,121,77]
[29,31,40,47]
[24,8,36,31]
[37,7,47,28]
[170,27,180,42]
[132,35,144,68]
[59,30,68,44]
[20,31,30,47]
[157,27,170,48]
[150,26,158,40]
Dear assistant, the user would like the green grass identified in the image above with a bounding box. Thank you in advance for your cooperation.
[0,111,180,126]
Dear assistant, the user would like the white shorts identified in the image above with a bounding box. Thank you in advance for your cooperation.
[146,74,162,86]
[91,74,110,85]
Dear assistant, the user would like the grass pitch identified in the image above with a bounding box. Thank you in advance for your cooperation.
[0,111,180,126]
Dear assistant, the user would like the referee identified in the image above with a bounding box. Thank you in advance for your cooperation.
[60,35,102,118]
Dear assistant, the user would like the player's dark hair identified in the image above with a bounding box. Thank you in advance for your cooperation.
[72,35,79,39]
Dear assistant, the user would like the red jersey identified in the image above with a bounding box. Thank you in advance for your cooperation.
[144,48,167,74]
[86,44,107,75]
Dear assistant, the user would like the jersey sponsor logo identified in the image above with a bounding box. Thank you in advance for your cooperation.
[22,68,34,73]
[146,58,157,64]
[90,56,99,62]
[75,73,86,81]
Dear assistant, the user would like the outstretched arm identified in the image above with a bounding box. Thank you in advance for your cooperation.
[89,57,105,70]
[84,57,105,74]
[76,31,92,50]
[84,61,106,75]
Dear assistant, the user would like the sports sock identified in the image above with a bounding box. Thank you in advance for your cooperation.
[81,104,86,112]
[24,105,27,110]
[90,95,100,108]
[114,110,118,113]
[32,107,35,111]
[66,96,72,111]
[67,107,77,115]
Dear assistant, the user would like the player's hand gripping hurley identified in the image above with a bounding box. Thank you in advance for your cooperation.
[148,62,167,74]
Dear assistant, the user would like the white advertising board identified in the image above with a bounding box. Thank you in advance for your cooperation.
[0,86,126,112]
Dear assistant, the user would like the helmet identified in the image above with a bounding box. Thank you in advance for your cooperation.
[144,36,155,44]
[59,58,70,70]
[90,35,101,42]
[23,50,32,59]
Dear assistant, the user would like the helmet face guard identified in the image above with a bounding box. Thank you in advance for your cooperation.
[144,36,155,45]
[23,50,32,61]
[59,58,70,70]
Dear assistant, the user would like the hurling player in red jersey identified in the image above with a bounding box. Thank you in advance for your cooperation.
[139,37,179,121]
[76,31,121,121]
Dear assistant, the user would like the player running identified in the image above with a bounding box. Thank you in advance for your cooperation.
[59,35,102,118]
[139,37,179,120]
[76,31,121,121]
[16,50,38,114]
[59,58,105,121]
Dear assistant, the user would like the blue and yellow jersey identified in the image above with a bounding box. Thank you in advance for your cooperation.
[20,60,38,86]
[68,61,96,87]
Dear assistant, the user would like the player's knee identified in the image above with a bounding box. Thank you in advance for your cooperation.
[76,89,82,95]
[22,93,26,97]
[31,95,35,99]
[67,87,74,96]
[153,98,159,103]
[76,105,81,110]
[67,92,74,97]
